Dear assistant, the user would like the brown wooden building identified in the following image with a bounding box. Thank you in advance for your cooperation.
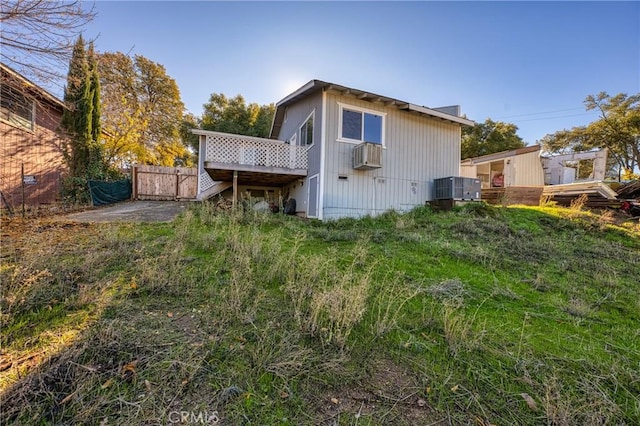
[1,63,69,210]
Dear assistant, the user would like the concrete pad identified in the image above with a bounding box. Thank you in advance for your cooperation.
[59,201,192,223]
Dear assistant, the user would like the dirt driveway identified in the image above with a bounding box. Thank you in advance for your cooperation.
[59,201,192,223]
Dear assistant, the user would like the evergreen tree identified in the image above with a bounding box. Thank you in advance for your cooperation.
[87,41,104,177]
[61,35,93,178]
[60,35,106,202]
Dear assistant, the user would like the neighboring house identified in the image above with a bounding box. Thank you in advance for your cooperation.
[460,145,609,188]
[541,149,608,185]
[195,80,473,220]
[460,145,545,188]
[1,63,68,210]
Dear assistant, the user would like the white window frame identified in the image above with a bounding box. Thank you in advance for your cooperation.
[299,110,315,148]
[337,102,386,146]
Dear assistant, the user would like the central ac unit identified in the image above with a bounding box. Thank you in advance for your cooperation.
[433,176,481,200]
[353,142,383,170]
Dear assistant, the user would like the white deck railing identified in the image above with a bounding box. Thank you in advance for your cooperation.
[203,131,309,170]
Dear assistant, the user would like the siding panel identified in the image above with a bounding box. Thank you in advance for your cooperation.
[275,92,323,216]
[322,92,462,219]
[275,91,323,177]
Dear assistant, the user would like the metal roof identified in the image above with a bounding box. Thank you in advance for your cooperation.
[269,80,474,139]
[460,144,542,165]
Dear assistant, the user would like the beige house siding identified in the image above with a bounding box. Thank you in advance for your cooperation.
[513,150,544,186]
[461,146,544,189]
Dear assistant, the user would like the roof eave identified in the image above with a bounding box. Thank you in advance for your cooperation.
[269,79,475,139]
[0,63,66,110]
[401,103,475,126]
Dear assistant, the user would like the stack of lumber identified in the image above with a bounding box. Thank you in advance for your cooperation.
[482,186,543,206]
[616,180,640,199]
[542,181,621,208]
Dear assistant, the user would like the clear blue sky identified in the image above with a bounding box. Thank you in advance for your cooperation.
[82,1,639,145]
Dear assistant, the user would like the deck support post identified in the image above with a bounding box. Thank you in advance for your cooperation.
[232,170,238,208]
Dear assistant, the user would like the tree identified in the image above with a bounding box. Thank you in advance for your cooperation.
[541,92,640,178]
[180,113,200,153]
[201,93,275,138]
[88,42,101,146]
[97,52,188,167]
[0,0,95,87]
[461,118,526,159]
[60,36,105,202]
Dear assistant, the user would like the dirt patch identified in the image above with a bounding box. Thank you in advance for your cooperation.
[312,359,443,425]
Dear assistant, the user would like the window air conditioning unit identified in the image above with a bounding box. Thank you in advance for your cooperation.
[353,142,383,170]
[433,176,481,200]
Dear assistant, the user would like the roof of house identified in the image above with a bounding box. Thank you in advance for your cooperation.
[460,144,542,165]
[269,79,475,139]
[0,63,66,110]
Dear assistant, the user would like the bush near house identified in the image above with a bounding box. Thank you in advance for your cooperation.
[1,204,638,425]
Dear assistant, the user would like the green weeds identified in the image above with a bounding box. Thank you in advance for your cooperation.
[1,203,638,425]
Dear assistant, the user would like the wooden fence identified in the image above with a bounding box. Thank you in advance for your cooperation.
[132,165,197,201]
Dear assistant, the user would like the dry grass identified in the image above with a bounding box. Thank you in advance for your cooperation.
[569,193,589,214]
[2,203,639,425]
[370,274,422,337]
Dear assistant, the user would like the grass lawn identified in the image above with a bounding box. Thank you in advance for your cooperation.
[1,202,639,425]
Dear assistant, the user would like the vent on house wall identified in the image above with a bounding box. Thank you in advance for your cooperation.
[353,142,383,170]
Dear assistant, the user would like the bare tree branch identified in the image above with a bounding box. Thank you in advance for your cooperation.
[0,0,95,91]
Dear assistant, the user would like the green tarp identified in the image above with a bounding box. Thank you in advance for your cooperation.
[88,179,132,206]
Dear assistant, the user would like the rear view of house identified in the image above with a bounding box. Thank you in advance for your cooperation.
[1,64,68,210]
[195,80,473,220]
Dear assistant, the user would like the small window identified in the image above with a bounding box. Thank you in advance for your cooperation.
[300,112,314,146]
[1,85,34,131]
[339,103,385,145]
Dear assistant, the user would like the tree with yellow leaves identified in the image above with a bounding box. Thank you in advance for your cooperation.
[97,52,191,167]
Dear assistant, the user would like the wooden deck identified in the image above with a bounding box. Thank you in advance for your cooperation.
[194,129,308,201]
[203,162,306,186]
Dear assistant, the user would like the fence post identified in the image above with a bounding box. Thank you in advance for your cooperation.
[132,166,137,200]
[21,163,25,218]
[175,170,180,200]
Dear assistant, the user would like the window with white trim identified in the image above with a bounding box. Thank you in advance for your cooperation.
[1,85,34,131]
[300,112,314,146]
[338,103,385,145]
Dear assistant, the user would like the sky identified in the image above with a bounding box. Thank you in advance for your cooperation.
[79,1,639,145]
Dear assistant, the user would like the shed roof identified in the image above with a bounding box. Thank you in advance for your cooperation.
[461,144,541,165]
[269,80,474,139]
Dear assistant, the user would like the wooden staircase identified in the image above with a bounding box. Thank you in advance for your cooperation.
[197,181,233,201]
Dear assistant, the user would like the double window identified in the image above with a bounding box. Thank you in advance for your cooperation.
[1,85,34,131]
[339,103,385,145]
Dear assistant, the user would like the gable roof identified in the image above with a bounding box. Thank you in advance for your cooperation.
[269,79,474,139]
[460,144,542,165]
[0,63,66,111]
